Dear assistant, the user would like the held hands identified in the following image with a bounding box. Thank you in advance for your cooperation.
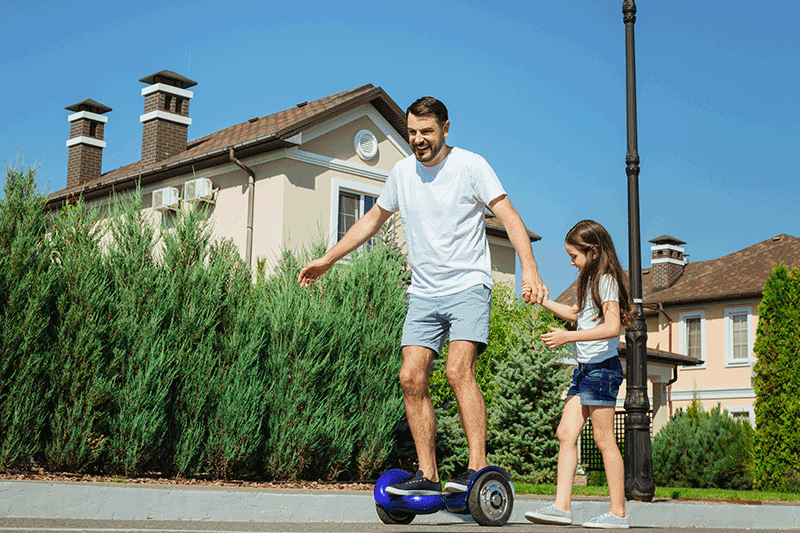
[540,325,570,349]
[520,273,549,305]
[297,257,333,288]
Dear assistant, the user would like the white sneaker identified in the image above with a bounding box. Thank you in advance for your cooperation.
[524,504,573,525]
[583,511,630,529]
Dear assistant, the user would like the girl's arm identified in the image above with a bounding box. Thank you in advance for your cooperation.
[541,300,622,348]
[539,297,579,323]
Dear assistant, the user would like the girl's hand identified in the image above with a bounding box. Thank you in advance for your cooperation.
[541,325,570,348]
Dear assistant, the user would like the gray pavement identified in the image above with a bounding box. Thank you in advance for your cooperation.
[1,480,798,531]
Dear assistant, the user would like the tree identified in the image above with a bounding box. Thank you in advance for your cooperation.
[487,306,571,481]
[753,264,800,492]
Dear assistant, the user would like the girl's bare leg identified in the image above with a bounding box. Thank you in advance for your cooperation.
[588,405,627,518]
[554,395,588,512]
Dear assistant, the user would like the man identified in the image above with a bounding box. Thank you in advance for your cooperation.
[298,96,547,494]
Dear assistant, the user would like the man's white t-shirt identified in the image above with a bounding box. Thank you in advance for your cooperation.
[377,147,506,297]
[573,274,620,364]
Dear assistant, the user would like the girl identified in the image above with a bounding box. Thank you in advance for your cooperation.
[524,220,633,529]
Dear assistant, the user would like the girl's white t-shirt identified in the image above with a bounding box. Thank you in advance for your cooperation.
[377,147,506,297]
[573,274,620,363]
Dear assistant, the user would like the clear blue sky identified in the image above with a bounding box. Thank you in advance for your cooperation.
[3,0,798,297]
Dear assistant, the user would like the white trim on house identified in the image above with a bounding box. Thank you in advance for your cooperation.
[487,235,514,249]
[727,405,755,426]
[68,111,108,123]
[141,83,194,99]
[724,306,753,367]
[679,310,706,369]
[670,387,756,401]
[289,148,390,181]
[140,110,192,126]
[66,136,106,149]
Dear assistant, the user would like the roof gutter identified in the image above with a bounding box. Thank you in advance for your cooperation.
[229,148,256,270]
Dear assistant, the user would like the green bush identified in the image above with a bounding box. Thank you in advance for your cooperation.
[753,264,800,492]
[0,165,56,469]
[652,401,754,490]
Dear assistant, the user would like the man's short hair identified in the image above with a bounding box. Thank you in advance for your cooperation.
[407,97,448,126]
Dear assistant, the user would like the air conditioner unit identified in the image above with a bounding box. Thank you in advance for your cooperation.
[184,177,214,203]
[152,186,180,211]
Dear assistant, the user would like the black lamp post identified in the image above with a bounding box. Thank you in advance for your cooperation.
[622,0,655,502]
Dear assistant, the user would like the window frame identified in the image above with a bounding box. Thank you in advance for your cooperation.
[679,310,706,369]
[724,306,753,367]
[329,178,383,251]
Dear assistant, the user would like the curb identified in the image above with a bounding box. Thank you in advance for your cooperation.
[1,480,799,529]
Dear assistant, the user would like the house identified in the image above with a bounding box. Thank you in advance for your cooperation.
[557,233,800,428]
[47,70,539,284]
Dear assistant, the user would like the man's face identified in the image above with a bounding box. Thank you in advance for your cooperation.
[407,113,450,166]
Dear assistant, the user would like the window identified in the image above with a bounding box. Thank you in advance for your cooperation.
[338,191,377,243]
[164,95,173,111]
[330,178,383,251]
[89,121,97,137]
[679,311,706,368]
[725,307,752,367]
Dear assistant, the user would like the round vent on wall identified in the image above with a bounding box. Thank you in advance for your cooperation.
[354,129,378,160]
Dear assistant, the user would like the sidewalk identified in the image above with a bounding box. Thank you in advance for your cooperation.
[1,479,798,530]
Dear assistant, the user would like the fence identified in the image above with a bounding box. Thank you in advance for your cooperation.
[580,410,651,472]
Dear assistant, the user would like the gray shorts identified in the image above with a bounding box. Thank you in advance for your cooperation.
[401,284,492,355]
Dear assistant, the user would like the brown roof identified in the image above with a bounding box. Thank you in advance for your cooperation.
[47,84,407,207]
[556,234,800,309]
[485,212,541,242]
[617,341,702,367]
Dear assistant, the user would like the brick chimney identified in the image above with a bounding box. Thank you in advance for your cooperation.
[65,99,112,189]
[139,70,197,167]
[649,235,687,291]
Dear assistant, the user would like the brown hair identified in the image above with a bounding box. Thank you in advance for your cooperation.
[406,96,448,126]
[566,219,635,327]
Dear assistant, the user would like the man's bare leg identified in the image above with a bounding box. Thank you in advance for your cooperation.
[446,340,487,472]
[399,345,439,482]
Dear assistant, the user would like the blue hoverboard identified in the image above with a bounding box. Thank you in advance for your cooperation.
[373,466,514,526]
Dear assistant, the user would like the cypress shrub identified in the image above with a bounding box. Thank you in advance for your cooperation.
[261,241,407,481]
[45,200,116,471]
[753,264,800,492]
[207,266,270,480]
[652,401,754,490]
[160,209,227,476]
[487,307,571,481]
[0,165,55,468]
[104,195,177,476]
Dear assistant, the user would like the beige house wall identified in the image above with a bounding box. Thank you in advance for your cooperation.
[77,103,521,290]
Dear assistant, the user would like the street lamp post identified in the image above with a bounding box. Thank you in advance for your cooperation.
[622,0,655,502]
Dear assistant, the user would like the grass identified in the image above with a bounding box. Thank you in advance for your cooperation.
[515,482,800,503]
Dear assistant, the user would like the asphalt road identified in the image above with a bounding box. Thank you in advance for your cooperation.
[0,519,792,533]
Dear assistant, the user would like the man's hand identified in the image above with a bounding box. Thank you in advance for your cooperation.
[521,270,549,305]
[298,257,333,288]
[541,325,570,349]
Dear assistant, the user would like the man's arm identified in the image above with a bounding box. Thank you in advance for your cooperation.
[298,204,394,288]
[488,194,548,304]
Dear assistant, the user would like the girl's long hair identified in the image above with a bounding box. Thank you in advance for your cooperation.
[566,220,635,327]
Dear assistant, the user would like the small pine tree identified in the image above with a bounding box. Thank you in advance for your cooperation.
[753,264,800,492]
[487,306,572,482]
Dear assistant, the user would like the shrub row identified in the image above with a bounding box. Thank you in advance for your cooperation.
[0,167,407,481]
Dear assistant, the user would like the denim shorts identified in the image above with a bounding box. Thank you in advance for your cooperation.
[401,284,492,355]
[567,356,624,407]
